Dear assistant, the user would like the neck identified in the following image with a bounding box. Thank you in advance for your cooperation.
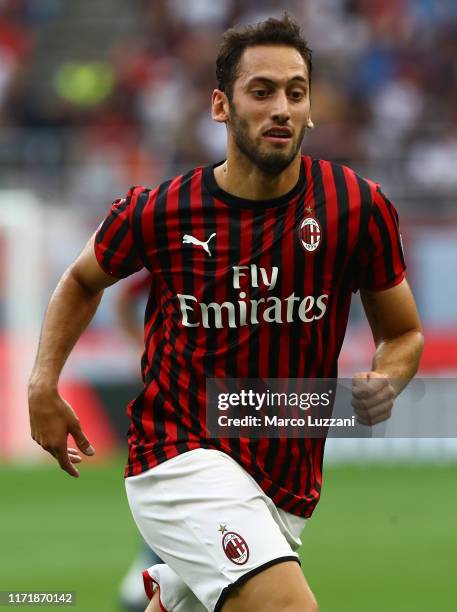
[213,148,302,201]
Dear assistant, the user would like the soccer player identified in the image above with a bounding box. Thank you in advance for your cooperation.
[28,15,423,612]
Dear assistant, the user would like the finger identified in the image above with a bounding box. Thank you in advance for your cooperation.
[70,423,95,456]
[353,401,393,425]
[353,399,389,417]
[352,387,394,410]
[365,400,393,421]
[351,372,369,394]
[353,380,395,406]
[368,411,392,425]
[54,448,80,477]
[68,449,82,463]
[367,371,390,380]
[352,378,390,400]
[352,371,370,381]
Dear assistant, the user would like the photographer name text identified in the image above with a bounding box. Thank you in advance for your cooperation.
[218,415,356,428]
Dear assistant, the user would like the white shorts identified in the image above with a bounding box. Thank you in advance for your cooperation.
[125,448,306,612]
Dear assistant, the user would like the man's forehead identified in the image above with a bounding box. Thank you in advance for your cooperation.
[237,45,308,83]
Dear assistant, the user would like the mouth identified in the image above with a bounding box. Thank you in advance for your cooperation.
[262,126,293,144]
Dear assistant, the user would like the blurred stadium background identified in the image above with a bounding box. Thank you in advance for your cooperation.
[0,1,456,610]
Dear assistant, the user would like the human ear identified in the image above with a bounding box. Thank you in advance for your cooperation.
[212,89,229,123]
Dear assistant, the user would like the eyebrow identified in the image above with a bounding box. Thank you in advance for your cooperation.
[245,75,309,88]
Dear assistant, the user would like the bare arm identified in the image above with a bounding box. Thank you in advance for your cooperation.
[28,234,121,476]
[352,279,424,425]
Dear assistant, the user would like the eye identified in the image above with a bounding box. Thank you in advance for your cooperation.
[252,89,270,99]
[289,89,306,101]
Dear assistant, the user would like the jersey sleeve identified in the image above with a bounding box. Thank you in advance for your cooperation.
[94,187,146,278]
[355,187,406,292]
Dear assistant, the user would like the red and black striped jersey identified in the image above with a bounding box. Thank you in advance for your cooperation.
[94,156,405,518]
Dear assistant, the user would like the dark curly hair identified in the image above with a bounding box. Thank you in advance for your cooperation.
[216,14,313,100]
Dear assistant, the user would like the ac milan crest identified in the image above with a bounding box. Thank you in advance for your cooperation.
[222,532,250,565]
[300,217,321,252]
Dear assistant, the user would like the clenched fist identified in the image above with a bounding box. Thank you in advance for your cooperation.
[352,371,395,426]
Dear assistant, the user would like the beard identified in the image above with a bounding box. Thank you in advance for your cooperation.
[228,103,307,176]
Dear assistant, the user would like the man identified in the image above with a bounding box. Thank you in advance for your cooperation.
[28,15,423,612]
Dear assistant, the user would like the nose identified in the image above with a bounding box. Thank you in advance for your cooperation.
[271,91,291,124]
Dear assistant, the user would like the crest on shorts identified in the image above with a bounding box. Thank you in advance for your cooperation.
[300,217,321,253]
[222,531,250,565]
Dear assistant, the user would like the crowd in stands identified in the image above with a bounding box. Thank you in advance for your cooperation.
[0,0,457,214]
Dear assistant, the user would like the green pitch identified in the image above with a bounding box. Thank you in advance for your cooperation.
[0,459,455,611]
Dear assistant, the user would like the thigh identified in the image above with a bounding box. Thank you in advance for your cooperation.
[221,560,318,612]
[126,448,303,611]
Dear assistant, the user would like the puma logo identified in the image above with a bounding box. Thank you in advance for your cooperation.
[182,233,216,256]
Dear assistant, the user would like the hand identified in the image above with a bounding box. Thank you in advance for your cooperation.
[28,385,95,477]
[351,371,395,426]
